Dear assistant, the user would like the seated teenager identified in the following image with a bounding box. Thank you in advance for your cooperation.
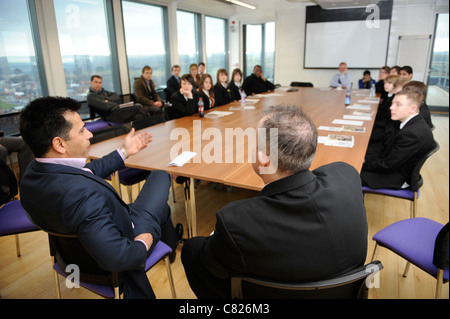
[228,68,243,101]
[390,65,401,76]
[399,65,413,81]
[213,68,234,107]
[182,105,368,299]
[87,75,148,123]
[402,81,433,129]
[361,89,435,190]
[166,74,199,120]
[375,66,390,99]
[242,65,275,95]
[197,74,215,111]
[189,64,201,90]
[358,70,376,89]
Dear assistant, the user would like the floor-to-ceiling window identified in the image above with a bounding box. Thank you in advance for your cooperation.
[426,13,449,112]
[122,1,169,91]
[53,0,118,101]
[0,0,45,115]
[205,16,228,79]
[177,10,201,75]
[244,22,275,82]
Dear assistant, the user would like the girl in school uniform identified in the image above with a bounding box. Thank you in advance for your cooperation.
[198,74,215,110]
[167,74,200,120]
[214,68,234,107]
[229,68,243,101]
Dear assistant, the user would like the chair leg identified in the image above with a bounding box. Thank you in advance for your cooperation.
[127,185,133,203]
[164,256,177,299]
[14,234,21,257]
[371,243,379,262]
[171,176,176,203]
[411,193,418,218]
[436,269,444,299]
[402,261,411,277]
[114,286,120,299]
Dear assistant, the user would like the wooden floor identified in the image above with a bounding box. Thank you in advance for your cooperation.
[0,114,448,299]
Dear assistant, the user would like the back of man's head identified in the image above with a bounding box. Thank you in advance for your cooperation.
[260,105,317,173]
[20,96,80,158]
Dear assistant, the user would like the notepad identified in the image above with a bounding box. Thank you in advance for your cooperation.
[168,152,197,167]
[343,115,372,121]
[205,111,233,118]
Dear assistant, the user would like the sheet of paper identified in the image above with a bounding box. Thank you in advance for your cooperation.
[346,104,371,110]
[229,106,256,110]
[357,99,379,104]
[343,115,372,121]
[318,126,342,132]
[168,152,197,167]
[332,119,364,126]
[205,111,234,118]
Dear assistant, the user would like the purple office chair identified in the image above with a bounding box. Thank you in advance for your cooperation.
[84,119,110,132]
[0,160,40,257]
[371,218,449,298]
[362,142,439,219]
[48,232,176,299]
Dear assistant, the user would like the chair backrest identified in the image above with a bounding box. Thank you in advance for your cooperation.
[410,141,439,191]
[433,223,449,271]
[0,159,18,205]
[89,125,130,145]
[290,82,313,87]
[131,114,166,131]
[47,232,121,286]
[231,260,383,299]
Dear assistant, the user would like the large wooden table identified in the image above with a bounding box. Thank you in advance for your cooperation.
[89,87,379,236]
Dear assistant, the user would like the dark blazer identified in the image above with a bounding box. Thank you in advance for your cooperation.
[20,151,160,298]
[167,91,199,120]
[214,83,234,107]
[198,91,214,110]
[242,74,275,96]
[228,82,242,101]
[361,114,435,189]
[166,75,180,101]
[182,162,368,298]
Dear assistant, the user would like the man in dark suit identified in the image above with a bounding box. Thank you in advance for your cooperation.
[133,66,163,115]
[361,89,435,189]
[242,65,275,96]
[19,96,181,298]
[181,105,368,298]
[166,65,181,102]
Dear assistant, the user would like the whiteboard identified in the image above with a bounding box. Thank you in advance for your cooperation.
[304,20,390,69]
[396,35,432,82]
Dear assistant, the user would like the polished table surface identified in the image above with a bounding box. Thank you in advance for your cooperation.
[88,87,378,236]
[89,87,378,191]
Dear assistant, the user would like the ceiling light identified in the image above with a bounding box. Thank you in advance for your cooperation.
[226,0,256,10]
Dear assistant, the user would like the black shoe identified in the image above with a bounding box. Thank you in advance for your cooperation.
[175,176,189,184]
[169,223,184,263]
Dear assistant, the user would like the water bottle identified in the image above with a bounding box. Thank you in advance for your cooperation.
[240,90,246,107]
[369,82,376,98]
[198,97,204,118]
[345,90,351,106]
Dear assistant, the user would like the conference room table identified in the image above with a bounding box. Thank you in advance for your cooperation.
[88,87,379,237]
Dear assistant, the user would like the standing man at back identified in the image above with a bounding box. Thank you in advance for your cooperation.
[87,75,148,123]
[182,105,368,298]
[133,66,164,115]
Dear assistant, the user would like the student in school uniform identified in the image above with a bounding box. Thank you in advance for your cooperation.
[402,81,433,129]
[399,65,414,81]
[197,74,215,111]
[213,68,234,107]
[189,64,201,90]
[166,74,200,120]
[361,89,435,190]
[375,66,390,99]
[242,65,275,95]
[390,65,401,76]
[228,68,243,101]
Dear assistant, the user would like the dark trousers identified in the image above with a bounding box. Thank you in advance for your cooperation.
[0,136,34,180]
[104,103,148,123]
[181,236,231,299]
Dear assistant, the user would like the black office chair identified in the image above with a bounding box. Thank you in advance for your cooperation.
[231,260,383,299]
[362,141,440,219]
[290,82,313,88]
[45,231,176,299]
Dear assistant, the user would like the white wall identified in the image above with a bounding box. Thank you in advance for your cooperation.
[232,0,448,88]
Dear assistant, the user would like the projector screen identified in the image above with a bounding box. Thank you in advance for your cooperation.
[304,3,393,69]
[304,20,390,69]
